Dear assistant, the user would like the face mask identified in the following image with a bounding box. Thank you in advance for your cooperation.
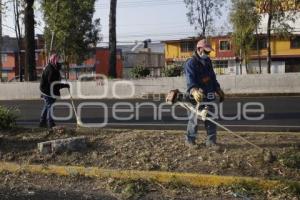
[201,50,211,59]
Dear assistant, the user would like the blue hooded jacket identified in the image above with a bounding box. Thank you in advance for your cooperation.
[184,52,220,99]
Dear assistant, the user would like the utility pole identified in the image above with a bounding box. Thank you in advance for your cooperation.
[266,0,273,74]
[0,0,3,82]
[24,0,36,81]
[50,0,59,56]
[256,26,262,74]
[108,0,117,78]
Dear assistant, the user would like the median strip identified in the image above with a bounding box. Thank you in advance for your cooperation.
[0,162,282,189]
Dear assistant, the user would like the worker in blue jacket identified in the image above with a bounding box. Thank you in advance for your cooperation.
[184,39,225,149]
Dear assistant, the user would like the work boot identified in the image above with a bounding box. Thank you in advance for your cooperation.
[206,142,222,152]
[39,120,47,128]
[185,136,198,149]
[48,122,56,129]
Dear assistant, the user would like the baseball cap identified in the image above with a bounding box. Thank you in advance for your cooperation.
[197,39,214,52]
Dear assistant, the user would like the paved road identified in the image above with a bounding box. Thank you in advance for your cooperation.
[1,96,300,131]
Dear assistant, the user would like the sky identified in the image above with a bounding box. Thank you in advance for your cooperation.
[2,0,231,45]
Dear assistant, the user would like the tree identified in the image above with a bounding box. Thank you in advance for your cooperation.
[257,0,297,73]
[108,0,117,78]
[0,0,3,81]
[230,0,260,74]
[13,0,23,81]
[255,21,262,74]
[24,0,36,81]
[184,0,225,37]
[163,65,183,77]
[42,0,101,77]
[130,66,150,79]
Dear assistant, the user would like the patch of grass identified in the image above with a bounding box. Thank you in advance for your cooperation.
[229,180,264,197]
[108,179,149,200]
[268,181,300,199]
[285,181,300,197]
[0,106,19,130]
[167,176,188,189]
[279,150,300,169]
[229,181,300,199]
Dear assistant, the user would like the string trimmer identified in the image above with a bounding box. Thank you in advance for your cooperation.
[166,89,276,162]
[62,69,83,128]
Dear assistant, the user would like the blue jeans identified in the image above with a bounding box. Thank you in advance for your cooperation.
[40,95,56,124]
[186,103,217,145]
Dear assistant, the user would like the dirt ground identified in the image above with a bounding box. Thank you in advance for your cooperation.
[0,170,240,200]
[0,128,299,180]
[0,128,299,199]
[0,171,299,200]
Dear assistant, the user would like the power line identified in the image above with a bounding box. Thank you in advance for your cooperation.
[95,1,185,9]
[99,41,160,44]
[117,23,192,28]
[2,27,15,34]
[2,23,15,31]
[97,0,183,3]
[95,0,184,6]
[102,32,197,38]
[117,27,195,32]
[95,5,184,9]
[98,39,171,43]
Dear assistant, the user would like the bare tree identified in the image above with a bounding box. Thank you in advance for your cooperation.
[108,0,117,78]
[184,0,225,37]
[0,0,2,81]
[255,25,262,74]
[13,0,23,81]
[230,0,260,74]
[265,0,273,74]
[257,0,297,73]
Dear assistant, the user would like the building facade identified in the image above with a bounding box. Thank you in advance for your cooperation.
[119,43,165,78]
[57,48,123,80]
[164,36,237,75]
[0,35,47,81]
[164,33,300,75]
[0,36,123,81]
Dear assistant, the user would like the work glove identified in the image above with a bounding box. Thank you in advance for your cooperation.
[191,88,203,103]
[166,89,179,105]
[217,89,225,102]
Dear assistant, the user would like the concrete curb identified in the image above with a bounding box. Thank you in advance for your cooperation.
[37,136,87,154]
[146,93,300,99]
[0,162,282,189]
[1,93,299,101]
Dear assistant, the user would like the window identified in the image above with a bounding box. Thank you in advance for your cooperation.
[1,72,8,82]
[251,37,267,50]
[219,40,231,51]
[291,36,300,49]
[1,54,7,63]
[213,60,228,68]
[213,60,228,75]
[180,42,195,52]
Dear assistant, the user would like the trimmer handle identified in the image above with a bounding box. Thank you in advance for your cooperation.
[199,106,209,121]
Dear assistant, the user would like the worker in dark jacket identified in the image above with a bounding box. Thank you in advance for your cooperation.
[184,39,225,148]
[39,53,70,128]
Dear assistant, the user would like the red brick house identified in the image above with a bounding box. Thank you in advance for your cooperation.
[0,36,123,81]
